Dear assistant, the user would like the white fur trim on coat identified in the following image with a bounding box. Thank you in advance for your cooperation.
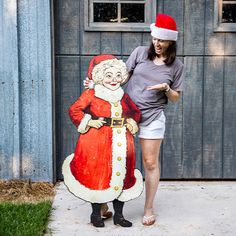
[77,114,91,134]
[62,153,126,203]
[94,85,124,103]
[150,23,178,41]
[118,169,144,202]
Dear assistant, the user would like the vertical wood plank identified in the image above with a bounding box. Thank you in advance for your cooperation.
[157,0,164,13]
[203,57,224,178]
[142,33,152,47]
[184,0,205,55]
[134,137,143,174]
[204,0,224,55]
[18,0,53,181]
[81,32,101,55]
[54,0,80,54]
[101,32,122,55]
[55,56,80,180]
[162,57,184,178]
[0,0,20,179]
[223,57,236,178]
[122,33,142,55]
[80,56,93,93]
[162,97,183,178]
[182,57,203,178]
[225,34,236,55]
[163,0,184,55]
[80,0,100,55]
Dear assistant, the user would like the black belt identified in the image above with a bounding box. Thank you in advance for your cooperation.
[93,117,127,128]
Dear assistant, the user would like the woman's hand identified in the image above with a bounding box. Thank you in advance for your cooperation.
[126,118,139,135]
[83,77,95,89]
[146,83,169,92]
[147,83,182,102]
[87,119,106,129]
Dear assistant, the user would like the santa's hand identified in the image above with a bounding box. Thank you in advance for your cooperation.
[83,77,95,89]
[126,118,139,135]
[87,119,106,129]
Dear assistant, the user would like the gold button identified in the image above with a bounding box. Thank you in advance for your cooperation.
[117,129,121,134]
[114,186,119,191]
[116,172,120,176]
[114,102,118,107]
[117,157,122,161]
[117,142,122,147]
[115,112,119,116]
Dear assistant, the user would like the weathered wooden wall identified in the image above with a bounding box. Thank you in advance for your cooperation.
[0,0,53,181]
[54,0,236,180]
[0,0,20,179]
[1,0,235,181]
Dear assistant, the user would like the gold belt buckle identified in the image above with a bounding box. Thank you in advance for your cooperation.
[111,118,125,128]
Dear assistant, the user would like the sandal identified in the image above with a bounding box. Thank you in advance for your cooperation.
[142,215,156,226]
[101,203,113,220]
[102,211,112,220]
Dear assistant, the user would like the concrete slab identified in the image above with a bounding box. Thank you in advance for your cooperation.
[46,181,236,236]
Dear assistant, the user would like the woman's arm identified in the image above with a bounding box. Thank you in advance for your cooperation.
[121,72,132,86]
[164,87,181,102]
[146,83,181,102]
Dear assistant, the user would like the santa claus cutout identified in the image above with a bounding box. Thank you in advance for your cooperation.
[62,54,143,227]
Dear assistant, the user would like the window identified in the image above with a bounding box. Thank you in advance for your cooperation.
[84,0,156,31]
[214,0,236,31]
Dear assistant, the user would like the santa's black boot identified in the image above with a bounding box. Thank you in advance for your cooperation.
[113,199,132,227]
[90,203,104,227]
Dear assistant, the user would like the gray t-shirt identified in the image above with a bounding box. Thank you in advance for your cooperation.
[125,46,184,126]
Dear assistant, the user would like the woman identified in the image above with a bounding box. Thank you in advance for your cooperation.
[84,13,184,226]
[62,54,143,228]
[125,13,184,225]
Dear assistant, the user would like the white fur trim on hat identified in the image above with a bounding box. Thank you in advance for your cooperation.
[150,23,178,41]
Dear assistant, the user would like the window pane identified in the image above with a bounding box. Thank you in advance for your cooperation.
[121,3,145,23]
[93,3,118,22]
[222,4,236,22]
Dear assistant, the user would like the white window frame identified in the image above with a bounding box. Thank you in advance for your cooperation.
[84,0,156,31]
[214,0,236,32]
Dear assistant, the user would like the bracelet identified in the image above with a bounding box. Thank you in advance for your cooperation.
[164,86,171,93]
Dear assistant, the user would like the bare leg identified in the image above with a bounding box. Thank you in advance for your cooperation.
[140,138,162,224]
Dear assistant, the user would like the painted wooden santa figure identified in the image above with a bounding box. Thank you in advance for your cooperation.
[62,54,143,227]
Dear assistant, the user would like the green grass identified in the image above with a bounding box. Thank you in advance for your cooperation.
[0,201,52,236]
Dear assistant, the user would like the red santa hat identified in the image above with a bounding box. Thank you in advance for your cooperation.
[150,14,178,41]
[87,54,116,80]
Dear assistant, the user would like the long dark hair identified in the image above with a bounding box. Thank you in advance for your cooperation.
[147,41,177,66]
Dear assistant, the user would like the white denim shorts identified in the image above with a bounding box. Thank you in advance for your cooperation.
[138,111,166,139]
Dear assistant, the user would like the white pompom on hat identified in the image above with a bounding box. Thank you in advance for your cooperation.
[150,14,178,41]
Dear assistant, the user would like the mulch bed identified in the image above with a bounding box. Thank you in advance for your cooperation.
[0,179,55,203]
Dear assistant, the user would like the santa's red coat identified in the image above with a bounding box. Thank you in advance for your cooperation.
[62,88,143,203]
